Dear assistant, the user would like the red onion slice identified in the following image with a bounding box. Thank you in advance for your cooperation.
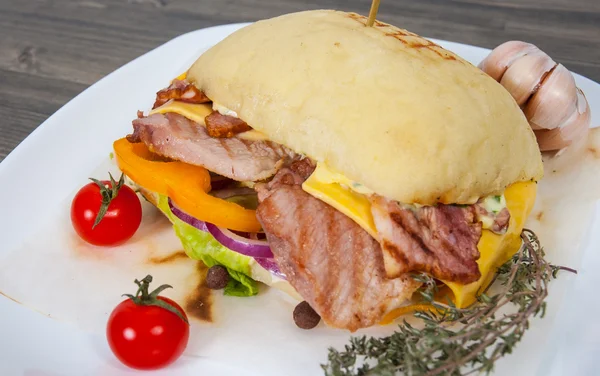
[168,199,208,232]
[168,198,282,278]
[255,257,286,279]
[206,222,274,258]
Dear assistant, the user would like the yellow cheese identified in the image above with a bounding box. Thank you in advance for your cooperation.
[173,71,187,82]
[379,182,536,323]
[149,101,269,141]
[149,101,213,124]
[302,164,378,238]
[308,163,375,195]
[302,163,538,311]
[443,181,537,308]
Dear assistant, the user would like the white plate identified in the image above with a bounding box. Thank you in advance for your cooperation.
[1,23,600,376]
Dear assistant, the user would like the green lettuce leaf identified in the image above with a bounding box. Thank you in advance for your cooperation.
[156,195,259,297]
[225,270,260,297]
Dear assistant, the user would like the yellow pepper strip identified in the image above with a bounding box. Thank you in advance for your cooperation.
[113,138,262,232]
[379,304,435,325]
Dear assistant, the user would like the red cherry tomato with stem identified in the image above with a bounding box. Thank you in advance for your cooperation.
[71,173,142,246]
[107,275,190,370]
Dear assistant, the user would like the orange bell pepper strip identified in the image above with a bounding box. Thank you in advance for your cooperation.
[379,304,435,325]
[113,138,262,233]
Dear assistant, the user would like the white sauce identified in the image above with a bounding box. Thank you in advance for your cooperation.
[478,194,507,230]
[481,195,507,214]
[213,102,239,118]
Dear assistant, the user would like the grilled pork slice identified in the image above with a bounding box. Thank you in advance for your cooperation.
[370,196,482,284]
[129,113,298,182]
[256,168,419,331]
[256,158,316,202]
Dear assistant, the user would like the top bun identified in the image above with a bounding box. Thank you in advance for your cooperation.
[187,10,543,204]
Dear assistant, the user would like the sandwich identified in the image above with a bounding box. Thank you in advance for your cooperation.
[113,10,543,331]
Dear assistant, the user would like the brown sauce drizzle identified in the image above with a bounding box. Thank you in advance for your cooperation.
[148,250,212,322]
[147,250,189,264]
[145,251,213,322]
[184,262,213,322]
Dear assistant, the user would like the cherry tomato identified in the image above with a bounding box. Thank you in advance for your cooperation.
[107,276,190,370]
[70,174,142,246]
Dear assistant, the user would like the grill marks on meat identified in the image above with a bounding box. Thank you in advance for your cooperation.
[257,169,419,331]
[128,113,297,181]
[153,79,210,109]
[371,196,482,284]
[205,111,252,138]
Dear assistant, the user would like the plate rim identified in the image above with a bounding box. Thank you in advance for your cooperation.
[1,21,599,376]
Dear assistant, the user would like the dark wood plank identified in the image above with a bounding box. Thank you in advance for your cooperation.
[1,0,598,161]
[0,68,87,157]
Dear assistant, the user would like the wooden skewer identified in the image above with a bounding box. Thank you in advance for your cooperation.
[366,0,381,27]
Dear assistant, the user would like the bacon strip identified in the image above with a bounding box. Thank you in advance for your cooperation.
[205,111,252,138]
[371,197,482,284]
[153,79,210,109]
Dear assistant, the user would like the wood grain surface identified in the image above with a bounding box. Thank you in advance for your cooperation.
[1,0,598,160]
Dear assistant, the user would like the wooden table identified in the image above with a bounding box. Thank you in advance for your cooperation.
[1,0,598,161]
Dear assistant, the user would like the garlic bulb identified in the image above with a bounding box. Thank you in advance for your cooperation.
[479,41,590,152]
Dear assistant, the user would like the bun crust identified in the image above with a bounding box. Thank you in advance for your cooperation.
[188,10,543,204]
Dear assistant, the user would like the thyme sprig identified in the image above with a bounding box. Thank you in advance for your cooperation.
[323,229,575,376]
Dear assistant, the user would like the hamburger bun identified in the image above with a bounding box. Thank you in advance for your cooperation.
[188,10,543,205]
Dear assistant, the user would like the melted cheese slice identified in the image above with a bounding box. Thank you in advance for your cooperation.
[443,181,537,307]
[149,101,269,141]
[303,164,378,238]
[302,163,537,311]
[173,72,187,81]
[150,101,213,122]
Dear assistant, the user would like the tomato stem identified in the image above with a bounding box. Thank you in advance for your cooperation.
[89,172,125,229]
[123,275,189,324]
